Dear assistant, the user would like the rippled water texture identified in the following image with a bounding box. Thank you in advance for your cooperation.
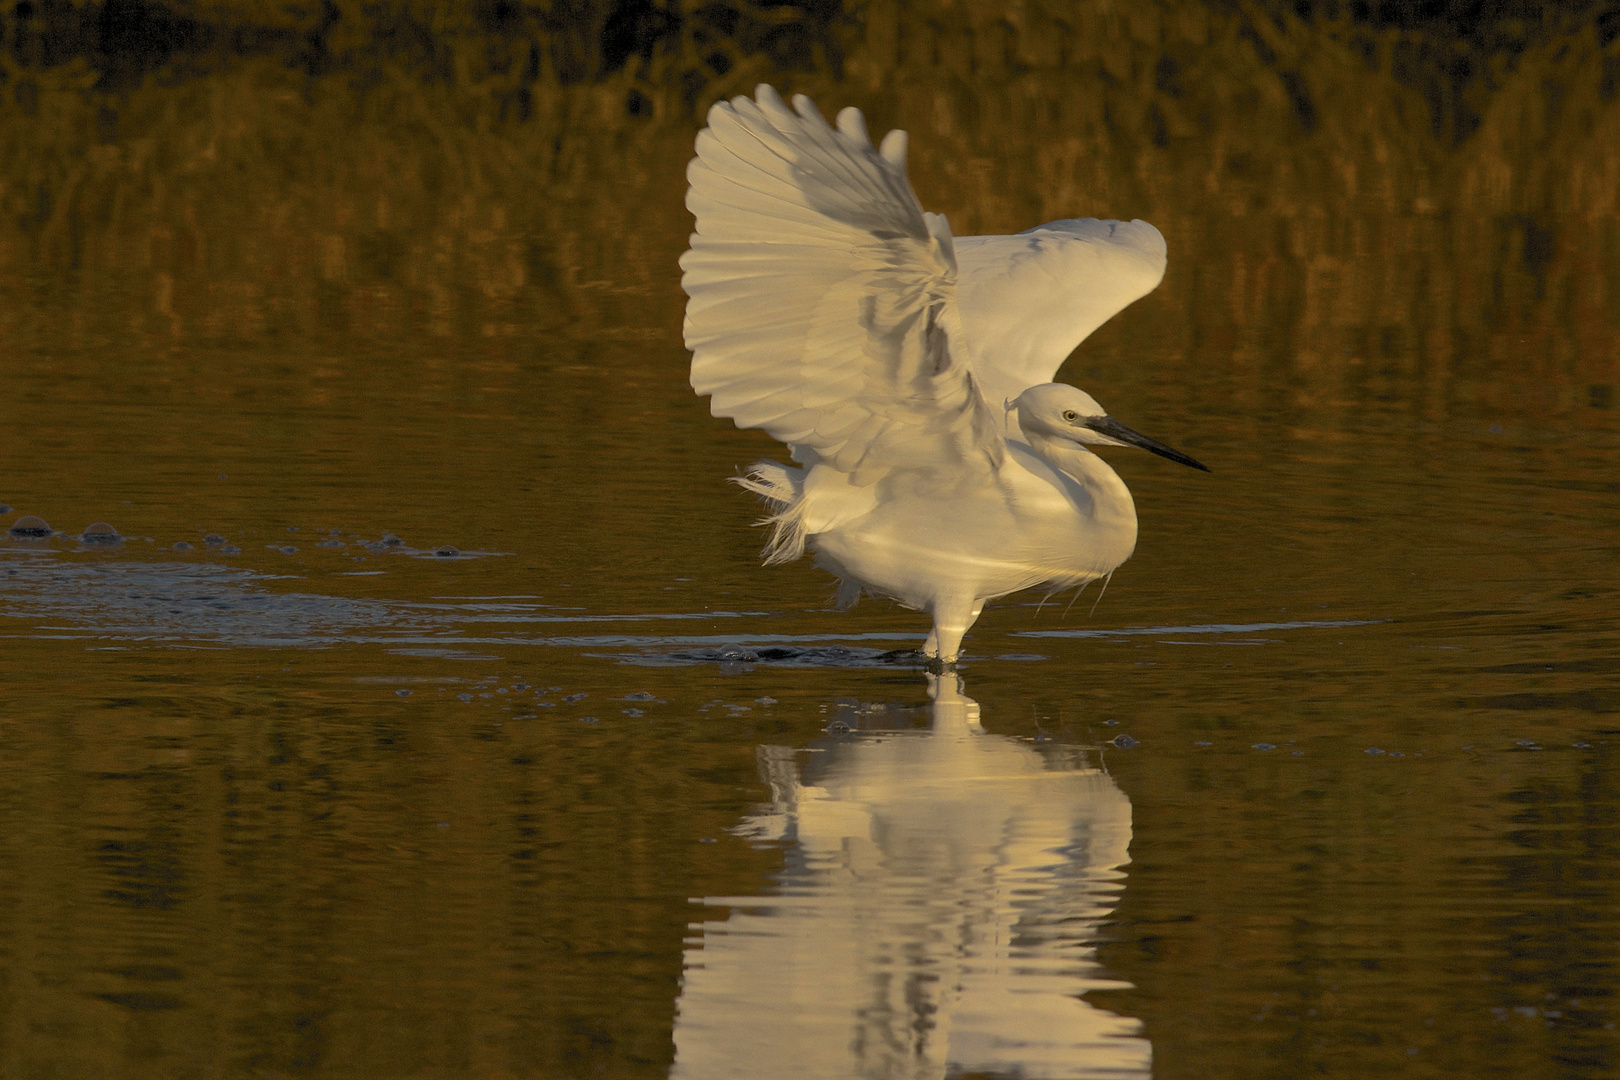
[1,3,1618,1078]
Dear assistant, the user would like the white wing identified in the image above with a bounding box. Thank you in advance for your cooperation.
[954,219,1168,410]
[682,85,1001,485]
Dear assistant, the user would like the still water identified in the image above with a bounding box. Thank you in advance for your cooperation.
[2,14,1619,1079]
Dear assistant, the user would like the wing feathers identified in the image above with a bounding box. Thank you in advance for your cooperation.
[683,85,1000,483]
[835,106,870,145]
[952,218,1169,408]
[878,129,908,169]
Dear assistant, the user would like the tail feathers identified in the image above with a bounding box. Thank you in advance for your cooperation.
[731,461,807,565]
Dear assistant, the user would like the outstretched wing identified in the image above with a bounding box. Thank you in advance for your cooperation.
[682,85,1001,485]
[954,219,1168,410]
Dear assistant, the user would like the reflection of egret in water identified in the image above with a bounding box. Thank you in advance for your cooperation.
[671,676,1149,1080]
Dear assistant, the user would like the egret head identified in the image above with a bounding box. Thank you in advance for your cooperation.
[1012,383,1210,472]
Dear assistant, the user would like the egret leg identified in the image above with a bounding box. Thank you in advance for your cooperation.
[925,599,984,667]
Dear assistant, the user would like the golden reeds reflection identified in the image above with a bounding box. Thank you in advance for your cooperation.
[673,676,1149,1080]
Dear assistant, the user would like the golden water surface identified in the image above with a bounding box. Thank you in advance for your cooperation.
[1,3,1617,1078]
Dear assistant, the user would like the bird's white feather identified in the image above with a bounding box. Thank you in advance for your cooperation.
[682,86,1190,662]
[682,84,1001,485]
[953,219,1167,410]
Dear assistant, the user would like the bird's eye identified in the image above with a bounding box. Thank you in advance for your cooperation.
[1061,410,1079,422]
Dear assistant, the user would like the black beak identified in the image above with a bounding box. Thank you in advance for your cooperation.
[1082,416,1211,472]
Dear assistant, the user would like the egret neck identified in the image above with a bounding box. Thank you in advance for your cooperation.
[1018,429,1139,569]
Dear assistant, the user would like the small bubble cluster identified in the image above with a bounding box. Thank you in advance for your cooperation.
[8,515,52,538]
[81,522,121,544]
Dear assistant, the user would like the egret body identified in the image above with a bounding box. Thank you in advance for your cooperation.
[682,85,1208,664]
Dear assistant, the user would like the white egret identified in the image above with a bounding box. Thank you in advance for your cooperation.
[682,85,1207,665]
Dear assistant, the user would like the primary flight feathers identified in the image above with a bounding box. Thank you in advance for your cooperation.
[681,84,1167,484]
[682,84,991,483]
